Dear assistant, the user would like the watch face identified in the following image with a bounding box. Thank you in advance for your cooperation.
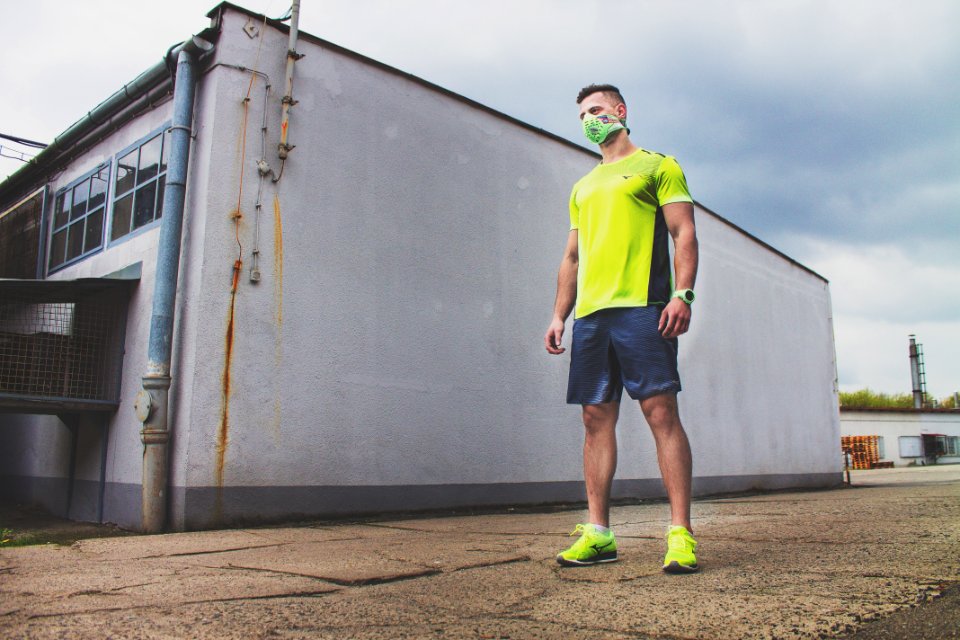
[684,290,694,302]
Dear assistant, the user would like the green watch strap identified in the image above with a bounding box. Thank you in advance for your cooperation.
[672,289,695,304]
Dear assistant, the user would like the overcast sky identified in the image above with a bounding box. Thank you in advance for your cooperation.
[2,0,958,399]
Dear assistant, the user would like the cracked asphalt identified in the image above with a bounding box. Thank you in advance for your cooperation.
[1,465,958,639]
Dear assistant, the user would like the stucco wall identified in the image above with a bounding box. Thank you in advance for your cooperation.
[167,9,841,529]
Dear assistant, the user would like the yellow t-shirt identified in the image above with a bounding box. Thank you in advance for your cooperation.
[569,149,692,319]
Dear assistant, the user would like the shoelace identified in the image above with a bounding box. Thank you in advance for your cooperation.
[569,524,587,537]
[668,532,691,551]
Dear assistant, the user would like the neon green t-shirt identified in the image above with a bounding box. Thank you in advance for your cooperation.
[569,148,692,319]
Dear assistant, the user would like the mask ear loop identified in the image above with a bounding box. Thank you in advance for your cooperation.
[617,104,630,135]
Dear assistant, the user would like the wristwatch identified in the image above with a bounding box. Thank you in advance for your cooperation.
[672,289,695,305]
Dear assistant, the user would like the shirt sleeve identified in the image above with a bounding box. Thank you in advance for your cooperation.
[569,185,580,230]
[656,156,693,206]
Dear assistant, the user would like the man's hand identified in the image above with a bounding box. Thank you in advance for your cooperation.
[544,317,566,354]
[658,297,692,339]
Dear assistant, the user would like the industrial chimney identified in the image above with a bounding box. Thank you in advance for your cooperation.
[908,335,927,409]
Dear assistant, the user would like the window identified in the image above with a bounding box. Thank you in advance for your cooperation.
[898,436,922,458]
[111,129,169,241]
[48,165,110,272]
[943,436,960,457]
[1,188,45,278]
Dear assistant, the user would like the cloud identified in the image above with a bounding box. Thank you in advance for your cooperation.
[834,316,960,399]
[792,237,960,320]
[786,236,960,397]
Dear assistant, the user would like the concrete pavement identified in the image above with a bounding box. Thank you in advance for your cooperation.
[2,465,958,639]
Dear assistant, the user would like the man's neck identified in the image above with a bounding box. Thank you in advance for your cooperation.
[599,131,638,164]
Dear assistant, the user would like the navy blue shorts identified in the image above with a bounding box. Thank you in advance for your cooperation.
[567,306,681,405]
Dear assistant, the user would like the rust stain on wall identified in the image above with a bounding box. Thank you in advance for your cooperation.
[216,259,242,490]
[272,194,284,439]
[273,194,284,328]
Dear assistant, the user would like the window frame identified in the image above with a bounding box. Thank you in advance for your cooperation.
[107,124,171,247]
[942,436,960,457]
[47,163,111,274]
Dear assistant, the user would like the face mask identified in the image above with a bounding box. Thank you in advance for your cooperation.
[582,113,627,145]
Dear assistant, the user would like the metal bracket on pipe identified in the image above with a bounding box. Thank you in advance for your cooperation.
[134,389,153,422]
[166,124,195,140]
[140,429,171,446]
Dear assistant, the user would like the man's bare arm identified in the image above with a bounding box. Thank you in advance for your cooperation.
[659,202,698,339]
[545,230,578,354]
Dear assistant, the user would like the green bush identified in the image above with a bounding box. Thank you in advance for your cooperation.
[840,388,958,409]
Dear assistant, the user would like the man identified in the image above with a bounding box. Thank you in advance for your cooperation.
[544,84,700,573]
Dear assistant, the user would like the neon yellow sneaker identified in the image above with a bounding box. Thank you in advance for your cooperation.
[556,524,618,566]
[662,525,699,573]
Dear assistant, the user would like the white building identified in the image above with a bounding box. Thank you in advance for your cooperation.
[0,2,842,532]
[841,408,960,467]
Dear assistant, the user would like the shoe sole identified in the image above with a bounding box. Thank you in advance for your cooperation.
[662,560,699,574]
[556,552,618,567]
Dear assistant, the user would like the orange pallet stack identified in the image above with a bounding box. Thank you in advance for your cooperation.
[841,435,879,470]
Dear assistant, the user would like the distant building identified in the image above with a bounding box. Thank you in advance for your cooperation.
[0,2,842,531]
[841,408,960,467]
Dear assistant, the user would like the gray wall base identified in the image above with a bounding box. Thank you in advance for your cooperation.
[2,472,842,532]
[170,472,841,531]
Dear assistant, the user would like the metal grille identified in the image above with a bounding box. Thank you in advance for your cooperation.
[0,282,128,409]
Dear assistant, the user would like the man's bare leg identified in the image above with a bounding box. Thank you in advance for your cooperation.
[639,393,693,530]
[582,402,620,527]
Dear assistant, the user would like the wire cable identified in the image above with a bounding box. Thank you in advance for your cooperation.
[0,145,36,162]
[0,132,47,148]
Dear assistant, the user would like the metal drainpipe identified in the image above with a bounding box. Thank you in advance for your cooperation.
[135,37,213,534]
[278,0,301,160]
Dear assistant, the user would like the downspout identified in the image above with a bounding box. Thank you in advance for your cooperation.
[135,36,214,534]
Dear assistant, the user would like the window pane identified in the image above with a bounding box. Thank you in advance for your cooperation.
[71,181,89,221]
[84,209,104,253]
[133,181,157,230]
[67,221,85,260]
[156,175,166,220]
[111,193,132,240]
[160,130,169,174]
[50,229,67,267]
[54,192,69,228]
[138,134,162,185]
[116,149,137,195]
[89,166,108,210]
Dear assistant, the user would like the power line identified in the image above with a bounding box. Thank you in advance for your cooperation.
[0,145,36,163]
[0,132,47,149]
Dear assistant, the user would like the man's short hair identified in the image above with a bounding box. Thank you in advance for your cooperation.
[576,83,627,106]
